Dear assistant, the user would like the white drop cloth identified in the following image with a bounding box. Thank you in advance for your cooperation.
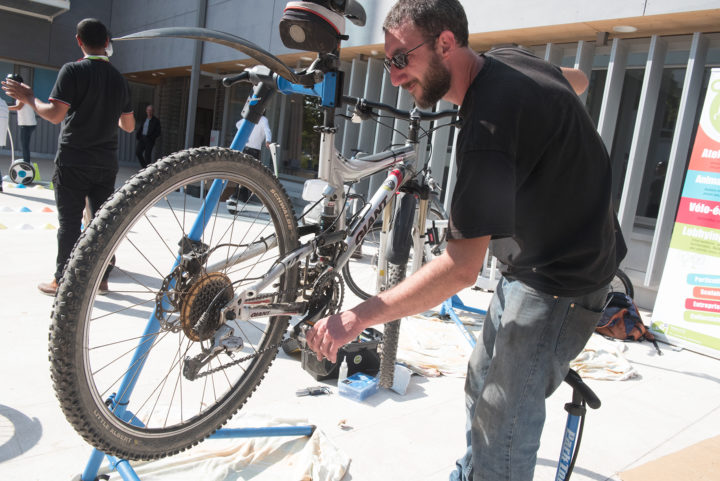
[570,334,639,381]
[397,315,474,377]
[106,414,350,481]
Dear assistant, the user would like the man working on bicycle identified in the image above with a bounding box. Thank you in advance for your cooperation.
[306,1,626,480]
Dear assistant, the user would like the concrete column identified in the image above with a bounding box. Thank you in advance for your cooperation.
[574,40,596,105]
[618,35,667,243]
[354,57,384,196]
[428,100,456,192]
[443,130,459,215]
[340,56,368,157]
[368,68,399,195]
[392,88,413,146]
[597,38,628,150]
[184,0,208,149]
[646,33,709,286]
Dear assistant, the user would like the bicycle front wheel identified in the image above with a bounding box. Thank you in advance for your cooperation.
[49,147,299,460]
[343,206,446,301]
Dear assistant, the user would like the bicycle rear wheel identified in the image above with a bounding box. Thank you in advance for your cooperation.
[610,268,634,298]
[49,147,299,460]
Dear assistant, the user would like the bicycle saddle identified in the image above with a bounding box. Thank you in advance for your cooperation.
[327,0,366,26]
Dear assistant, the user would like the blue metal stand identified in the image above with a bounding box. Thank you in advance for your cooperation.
[439,295,486,348]
[80,425,316,481]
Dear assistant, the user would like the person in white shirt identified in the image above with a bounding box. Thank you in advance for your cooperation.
[7,74,38,164]
[0,98,8,192]
[236,114,271,161]
[228,114,272,204]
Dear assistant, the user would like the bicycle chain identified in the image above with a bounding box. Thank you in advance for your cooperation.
[187,286,304,378]
[190,336,305,378]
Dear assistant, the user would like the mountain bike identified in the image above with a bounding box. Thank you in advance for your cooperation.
[48,0,459,461]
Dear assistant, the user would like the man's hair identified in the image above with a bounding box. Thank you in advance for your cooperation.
[77,18,109,49]
[383,0,469,47]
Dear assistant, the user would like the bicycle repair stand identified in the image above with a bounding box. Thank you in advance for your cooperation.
[439,294,485,348]
[79,424,316,481]
[439,294,599,481]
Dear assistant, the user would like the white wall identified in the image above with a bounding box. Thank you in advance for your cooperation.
[109,0,720,73]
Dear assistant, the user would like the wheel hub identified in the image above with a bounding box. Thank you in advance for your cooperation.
[180,272,233,341]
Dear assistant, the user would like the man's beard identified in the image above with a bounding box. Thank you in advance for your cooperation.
[407,53,451,109]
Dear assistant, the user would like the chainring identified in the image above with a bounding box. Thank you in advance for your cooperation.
[307,270,344,321]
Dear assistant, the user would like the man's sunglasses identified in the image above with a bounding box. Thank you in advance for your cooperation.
[383,38,434,73]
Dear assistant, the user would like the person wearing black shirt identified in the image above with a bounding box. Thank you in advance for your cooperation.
[3,18,135,296]
[135,104,161,168]
[306,1,625,480]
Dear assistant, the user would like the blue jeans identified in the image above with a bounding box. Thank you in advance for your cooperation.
[450,277,608,481]
[20,125,35,163]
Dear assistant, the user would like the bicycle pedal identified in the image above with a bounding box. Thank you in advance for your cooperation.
[295,386,331,397]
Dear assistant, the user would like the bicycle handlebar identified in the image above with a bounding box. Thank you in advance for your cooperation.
[341,95,457,122]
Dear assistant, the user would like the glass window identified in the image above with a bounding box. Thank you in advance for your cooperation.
[586,69,607,126]
[33,67,58,102]
[610,68,645,211]
[634,68,687,222]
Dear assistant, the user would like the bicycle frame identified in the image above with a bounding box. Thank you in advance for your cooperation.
[106,26,454,419]
[188,63,441,322]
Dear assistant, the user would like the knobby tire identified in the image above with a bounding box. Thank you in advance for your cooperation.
[48,147,298,460]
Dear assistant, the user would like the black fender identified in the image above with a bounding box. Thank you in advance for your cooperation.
[386,193,417,265]
[115,27,300,84]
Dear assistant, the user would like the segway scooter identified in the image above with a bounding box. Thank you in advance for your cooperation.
[5,129,36,185]
[3,74,36,185]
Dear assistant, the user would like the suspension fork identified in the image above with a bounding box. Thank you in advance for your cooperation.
[410,197,429,275]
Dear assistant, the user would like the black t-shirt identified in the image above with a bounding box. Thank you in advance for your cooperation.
[449,47,626,296]
[50,57,132,169]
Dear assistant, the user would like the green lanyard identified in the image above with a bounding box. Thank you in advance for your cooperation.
[84,55,109,62]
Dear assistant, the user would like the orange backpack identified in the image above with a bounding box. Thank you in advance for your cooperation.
[596,292,662,355]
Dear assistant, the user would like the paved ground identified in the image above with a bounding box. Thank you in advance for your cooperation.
[1,155,719,481]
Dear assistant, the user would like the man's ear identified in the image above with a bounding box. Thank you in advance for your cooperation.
[436,30,456,58]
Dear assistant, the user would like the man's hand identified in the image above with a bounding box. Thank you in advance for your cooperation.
[2,78,68,124]
[1,79,34,105]
[306,311,364,363]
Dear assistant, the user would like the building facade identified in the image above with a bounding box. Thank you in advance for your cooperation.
[1,0,720,309]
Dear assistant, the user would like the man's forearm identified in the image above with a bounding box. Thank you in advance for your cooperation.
[305,236,489,362]
[351,246,481,329]
[32,98,67,124]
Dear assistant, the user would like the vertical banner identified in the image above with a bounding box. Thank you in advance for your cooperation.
[651,68,720,358]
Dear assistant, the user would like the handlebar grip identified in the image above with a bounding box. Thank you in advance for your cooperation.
[222,71,251,87]
[564,369,601,409]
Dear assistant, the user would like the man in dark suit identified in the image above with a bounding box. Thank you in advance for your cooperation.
[135,104,161,168]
